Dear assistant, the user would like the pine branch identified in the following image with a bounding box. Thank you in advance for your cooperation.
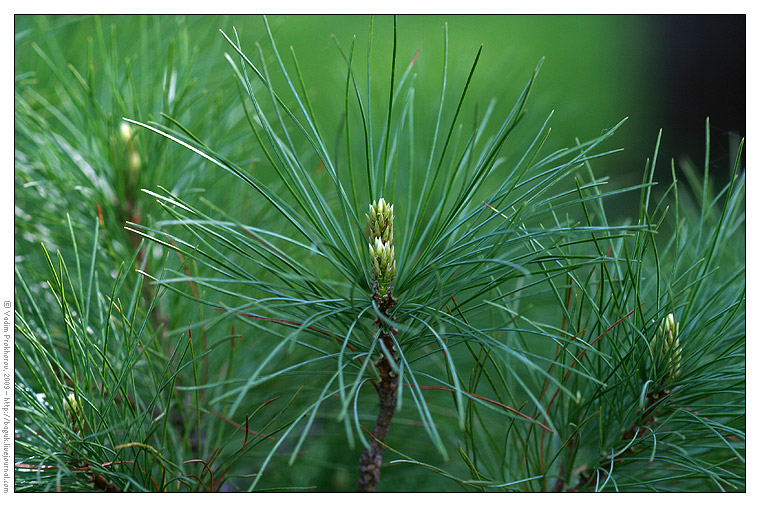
[357,199,399,492]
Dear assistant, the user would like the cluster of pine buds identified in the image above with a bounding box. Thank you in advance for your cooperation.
[367,198,396,296]
[63,392,82,434]
[651,313,683,381]
[120,122,141,178]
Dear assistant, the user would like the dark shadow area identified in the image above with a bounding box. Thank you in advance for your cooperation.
[656,14,745,185]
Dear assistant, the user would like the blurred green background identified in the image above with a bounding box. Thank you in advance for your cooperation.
[15,14,744,210]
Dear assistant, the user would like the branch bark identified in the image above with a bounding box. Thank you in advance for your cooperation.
[356,329,398,492]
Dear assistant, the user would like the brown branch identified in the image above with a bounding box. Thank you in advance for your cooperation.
[356,288,398,493]
[356,327,398,492]
[91,473,123,492]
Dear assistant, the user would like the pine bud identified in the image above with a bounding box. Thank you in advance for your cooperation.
[652,313,683,381]
[119,122,134,143]
[63,393,82,433]
[368,198,396,295]
[128,150,141,175]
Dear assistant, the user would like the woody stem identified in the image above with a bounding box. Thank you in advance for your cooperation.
[356,327,398,492]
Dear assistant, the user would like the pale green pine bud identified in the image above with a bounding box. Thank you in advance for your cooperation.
[367,198,396,293]
[63,392,82,433]
[372,237,384,260]
[120,122,134,143]
[653,313,683,381]
[671,337,683,378]
[664,313,677,346]
[128,150,141,176]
